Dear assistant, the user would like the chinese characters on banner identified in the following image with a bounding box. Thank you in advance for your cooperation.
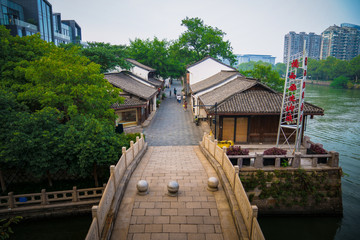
[284,57,308,126]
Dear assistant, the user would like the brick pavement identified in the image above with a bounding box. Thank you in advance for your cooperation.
[143,80,202,146]
[110,146,239,240]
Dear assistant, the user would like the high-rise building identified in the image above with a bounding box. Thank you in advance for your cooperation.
[320,25,360,60]
[0,0,84,45]
[236,54,276,65]
[283,31,321,63]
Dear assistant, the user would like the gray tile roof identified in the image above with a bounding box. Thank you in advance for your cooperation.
[198,77,258,107]
[104,72,158,100]
[190,70,242,93]
[126,58,156,72]
[111,95,147,109]
[126,71,163,88]
[206,89,324,115]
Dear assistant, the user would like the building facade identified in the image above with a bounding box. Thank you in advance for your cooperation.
[1,0,83,45]
[236,54,276,65]
[283,31,321,63]
[320,25,360,61]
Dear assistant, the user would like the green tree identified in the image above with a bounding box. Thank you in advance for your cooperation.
[127,37,173,78]
[274,63,287,77]
[242,63,284,92]
[330,76,350,88]
[78,42,131,73]
[0,27,126,187]
[177,17,236,65]
[349,55,360,82]
[0,216,22,240]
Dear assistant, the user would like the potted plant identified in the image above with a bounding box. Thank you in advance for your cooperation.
[161,93,166,100]
[307,144,328,164]
[226,146,250,166]
[263,147,287,166]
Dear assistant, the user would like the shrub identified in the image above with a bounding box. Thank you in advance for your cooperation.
[226,146,249,155]
[263,147,287,155]
[310,144,327,154]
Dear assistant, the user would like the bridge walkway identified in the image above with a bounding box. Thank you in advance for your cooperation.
[110,145,239,240]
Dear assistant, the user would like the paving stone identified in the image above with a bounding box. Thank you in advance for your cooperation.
[146,209,161,216]
[145,224,162,233]
[137,216,154,224]
[187,216,204,224]
[132,209,145,216]
[170,216,187,224]
[205,233,224,240]
[162,224,180,233]
[140,202,156,208]
[128,224,145,233]
[194,208,211,216]
[162,208,178,216]
[198,224,215,233]
[188,233,206,240]
[169,233,187,240]
[150,233,169,240]
[132,233,151,240]
[153,216,170,224]
[180,224,198,233]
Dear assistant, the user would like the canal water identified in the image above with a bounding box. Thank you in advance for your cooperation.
[9,84,360,239]
[259,84,360,240]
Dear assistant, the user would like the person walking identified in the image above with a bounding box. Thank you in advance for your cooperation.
[174,88,177,96]
[177,94,181,103]
[169,89,172,98]
[184,100,188,111]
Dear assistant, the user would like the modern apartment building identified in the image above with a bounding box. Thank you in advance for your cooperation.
[320,25,360,60]
[0,0,83,45]
[283,31,321,63]
[236,54,276,65]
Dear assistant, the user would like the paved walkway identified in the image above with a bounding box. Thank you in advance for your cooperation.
[111,146,238,240]
[143,80,202,146]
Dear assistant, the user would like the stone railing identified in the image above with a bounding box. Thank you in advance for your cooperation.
[0,186,105,210]
[227,136,339,169]
[85,134,146,240]
[201,134,265,240]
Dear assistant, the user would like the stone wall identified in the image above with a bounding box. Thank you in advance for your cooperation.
[239,168,343,216]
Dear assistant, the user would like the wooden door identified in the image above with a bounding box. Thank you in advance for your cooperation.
[222,118,235,141]
[236,117,248,142]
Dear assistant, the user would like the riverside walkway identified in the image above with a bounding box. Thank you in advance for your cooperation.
[110,80,239,239]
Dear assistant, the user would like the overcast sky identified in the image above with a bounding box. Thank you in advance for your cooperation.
[51,0,360,63]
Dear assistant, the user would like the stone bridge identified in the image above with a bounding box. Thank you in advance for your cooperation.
[85,80,264,240]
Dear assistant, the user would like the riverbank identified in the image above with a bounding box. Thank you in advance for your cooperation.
[308,80,360,89]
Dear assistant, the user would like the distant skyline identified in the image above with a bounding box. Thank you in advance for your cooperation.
[51,0,360,63]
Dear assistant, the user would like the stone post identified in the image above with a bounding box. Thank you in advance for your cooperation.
[311,158,317,167]
[292,152,301,168]
[91,205,98,219]
[130,141,134,161]
[213,140,218,156]
[136,136,139,142]
[303,136,311,148]
[233,166,239,191]
[328,151,339,167]
[252,205,258,218]
[110,165,116,188]
[91,205,100,238]
[41,189,47,205]
[275,157,281,168]
[8,192,14,209]
[237,158,243,168]
[122,147,127,167]
[72,186,78,202]
[254,153,263,168]
[222,147,227,166]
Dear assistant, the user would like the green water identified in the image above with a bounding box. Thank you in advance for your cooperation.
[259,84,360,240]
[10,214,91,240]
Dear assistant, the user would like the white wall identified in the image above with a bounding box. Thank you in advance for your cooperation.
[131,66,150,80]
[187,58,234,85]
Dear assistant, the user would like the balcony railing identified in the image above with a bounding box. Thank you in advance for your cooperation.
[54,31,71,41]
[14,19,38,31]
